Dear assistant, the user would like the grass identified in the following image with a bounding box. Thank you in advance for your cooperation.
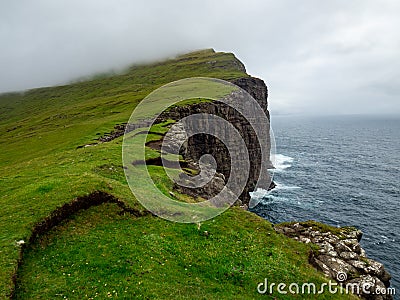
[15,204,351,299]
[0,49,355,299]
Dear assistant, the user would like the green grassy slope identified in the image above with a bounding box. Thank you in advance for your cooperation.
[0,49,354,299]
[15,204,345,299]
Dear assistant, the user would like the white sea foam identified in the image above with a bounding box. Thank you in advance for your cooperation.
[249,181,301,208]
[249,188,288,208]
[273,182,301,191]
[249,188,270,199]
[271,154,294,172]
[249,188,271,208]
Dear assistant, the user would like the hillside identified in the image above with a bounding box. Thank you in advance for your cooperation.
[0,49,355,299]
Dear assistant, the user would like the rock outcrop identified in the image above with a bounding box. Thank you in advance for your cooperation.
[163,76,273,205]
[276,222,393,300]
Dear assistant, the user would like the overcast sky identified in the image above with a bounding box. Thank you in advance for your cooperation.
[1,0,399,115]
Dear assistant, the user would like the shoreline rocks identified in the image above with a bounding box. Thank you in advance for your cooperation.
[275,221,393,300]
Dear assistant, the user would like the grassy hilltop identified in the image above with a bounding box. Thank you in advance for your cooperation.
[0,49,354,299]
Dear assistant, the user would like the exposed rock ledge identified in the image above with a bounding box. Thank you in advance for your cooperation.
[275,222,393,300]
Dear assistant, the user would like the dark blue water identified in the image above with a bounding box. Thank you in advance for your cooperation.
[251,115,400,294]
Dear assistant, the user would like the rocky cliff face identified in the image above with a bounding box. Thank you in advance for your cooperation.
[163,76,273,205]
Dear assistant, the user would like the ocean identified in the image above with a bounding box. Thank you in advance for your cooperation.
[250,115,400,294]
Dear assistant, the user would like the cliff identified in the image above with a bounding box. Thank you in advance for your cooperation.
[162,76,274,206]
[97,59,275,206]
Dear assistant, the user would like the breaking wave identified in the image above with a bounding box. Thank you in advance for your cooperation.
[271,154,294,172]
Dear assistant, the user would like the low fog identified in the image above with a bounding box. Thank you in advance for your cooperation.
[1,0,399,115]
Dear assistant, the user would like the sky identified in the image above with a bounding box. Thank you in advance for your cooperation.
[1,0,399,115]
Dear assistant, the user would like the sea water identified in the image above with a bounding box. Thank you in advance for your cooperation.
[250,115,400,294]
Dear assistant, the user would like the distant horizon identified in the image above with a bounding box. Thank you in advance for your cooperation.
[271,112,400,117]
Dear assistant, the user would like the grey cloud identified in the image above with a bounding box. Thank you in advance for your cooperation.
[0,0,399,115]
